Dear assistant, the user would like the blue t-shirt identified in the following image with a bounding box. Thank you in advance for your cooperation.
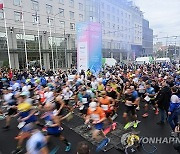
[132,91,139,99]
[146,87,155,95]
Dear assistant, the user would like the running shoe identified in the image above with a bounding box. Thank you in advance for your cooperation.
[155,109,159,115]
[112,122,117,130]
[65,143,71,152]
[136,106,140,111]
[124,122,132,129]
[111,113,118,121]
[3,125,9,130]
[142,113,148,118]
[11,148,23,154]
[156,121,165,125]
[104,138,110,146]
[133,122,138,128]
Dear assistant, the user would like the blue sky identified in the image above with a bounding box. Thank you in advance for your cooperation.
[133,0,180,44]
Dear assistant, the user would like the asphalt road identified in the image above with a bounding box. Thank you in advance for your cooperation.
[0,103,179,154]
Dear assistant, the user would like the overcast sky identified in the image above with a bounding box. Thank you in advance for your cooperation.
[132,0,180,44]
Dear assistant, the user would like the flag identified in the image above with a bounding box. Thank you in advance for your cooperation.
[0,3,3,9]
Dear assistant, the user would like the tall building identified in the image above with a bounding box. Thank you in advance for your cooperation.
[141,19,153,57]
[0,0,152,69]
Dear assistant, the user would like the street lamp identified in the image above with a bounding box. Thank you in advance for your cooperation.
[159,32,168,57]
[53,11,64,70]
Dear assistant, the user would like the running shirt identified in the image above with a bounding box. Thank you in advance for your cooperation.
[97,84,104,91]
[44,112,61,134]
[26,131,47,154]
[18,102,37,124]
[87,107,105,121]
[99,96,111,111]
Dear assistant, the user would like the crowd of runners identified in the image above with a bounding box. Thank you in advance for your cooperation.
[0,62,180,154]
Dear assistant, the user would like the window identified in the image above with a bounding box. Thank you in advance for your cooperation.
[32,0,39,11]
[14,0,21,6]
[46,4,53,14]
[89,16,93,22]
[32,14,40,24]
[79,14,83,21]
[79,3,83,11]
[47,17,54,26]
[60,21,65,29]
[117,17,119,23]
[70,11,74,20]
[113,16,115,22]
[107,14,110,20]
[117,9,119,14]
[59,8,64,17]
[101,2,104,9]
[101,12,104,18]
[70,23,75,30]
[107,22,110,28]
[107,5,110,11]
[102,21,105,27]
[0,10,3,20]
[14,11,22,22]
[69,0,74,7]
[59,0,64,4]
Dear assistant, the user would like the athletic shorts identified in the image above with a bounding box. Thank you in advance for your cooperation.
[46,127,62,137]
[145,99,155,105]
[125,106,136,115]
[8,108,17,116]
[138,93,145,98]
[95,123,103,130]
[105,110,113,118]
[64,100,69,106]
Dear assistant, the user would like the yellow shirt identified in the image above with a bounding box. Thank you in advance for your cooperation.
[97,84,104,91]
[18,102,32,112]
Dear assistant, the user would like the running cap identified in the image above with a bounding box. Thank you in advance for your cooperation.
[89,102,97,111]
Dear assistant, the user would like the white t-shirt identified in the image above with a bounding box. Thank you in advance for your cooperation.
[26,131,46,154]
[91,81,98,90]
[171,95,180,103]
[44,91,54,103]
[97,77,103,83]
[4,93,13,102]
[22,85,29,92]
[12,83,20,91]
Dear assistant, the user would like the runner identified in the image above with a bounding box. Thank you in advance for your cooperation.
[98,91,115,123]
[85,102,110,143]
[41,103,71,152]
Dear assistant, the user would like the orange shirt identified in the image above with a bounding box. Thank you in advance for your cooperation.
[87,107,106,121]
[99,96,111,111]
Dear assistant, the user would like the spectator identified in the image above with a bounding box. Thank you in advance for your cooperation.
[77,141,90,154]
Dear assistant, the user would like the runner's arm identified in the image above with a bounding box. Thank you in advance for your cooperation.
[40,147,49,154]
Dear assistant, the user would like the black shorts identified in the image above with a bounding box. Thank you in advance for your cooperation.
[139,93,145,98]
[64,100,69,106]
[8,108,17,116]
[47,132,61,137]
[145,99,155,105]
[125,106,136,115]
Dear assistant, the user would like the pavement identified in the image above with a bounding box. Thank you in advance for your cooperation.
[0,102,179,154]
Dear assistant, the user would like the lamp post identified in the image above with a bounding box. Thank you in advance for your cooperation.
[53,11,64,69]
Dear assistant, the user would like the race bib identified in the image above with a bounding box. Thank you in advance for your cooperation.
[17,122,26,129]
[101,105,109,111]
[144,96,150,102]
[82,98,88,104]
[91,114,100,121]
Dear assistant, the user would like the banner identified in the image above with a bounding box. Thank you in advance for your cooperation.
[76,22,102,74]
